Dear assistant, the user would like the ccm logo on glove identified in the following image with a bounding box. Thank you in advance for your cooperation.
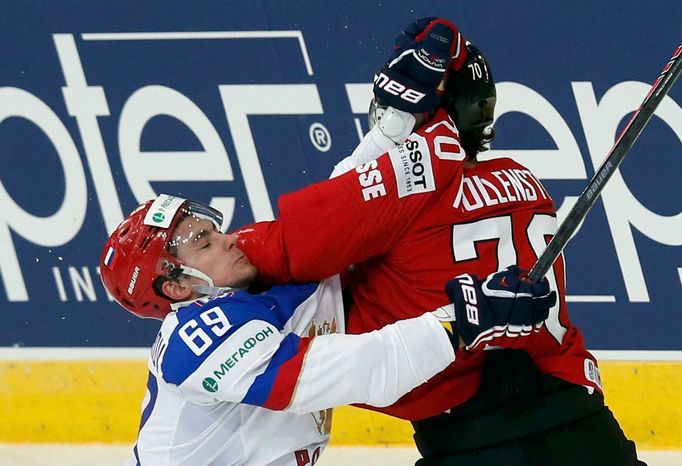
[374,72,427,104]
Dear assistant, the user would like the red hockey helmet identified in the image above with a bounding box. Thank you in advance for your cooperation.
[99,194,224,320]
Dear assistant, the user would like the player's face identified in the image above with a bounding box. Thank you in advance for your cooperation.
[172,216,257,288]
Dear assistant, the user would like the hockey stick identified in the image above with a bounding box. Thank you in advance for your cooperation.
[527,42,682,283]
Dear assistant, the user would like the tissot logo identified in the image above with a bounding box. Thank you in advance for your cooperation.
[388,135,435,198]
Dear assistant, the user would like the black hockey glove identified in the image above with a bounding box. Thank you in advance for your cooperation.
[373,17,466,114]
[443,266,556,351]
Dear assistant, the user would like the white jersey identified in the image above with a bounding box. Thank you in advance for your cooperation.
[129,277,455,466]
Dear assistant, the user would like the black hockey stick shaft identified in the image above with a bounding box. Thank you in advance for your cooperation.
[528,42,682,283]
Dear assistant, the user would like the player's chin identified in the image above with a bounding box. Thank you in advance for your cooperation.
[229,264,258,288]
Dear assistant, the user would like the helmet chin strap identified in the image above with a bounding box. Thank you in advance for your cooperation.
[169,265,234,311]
[180,265,215,287]
[191,284,235,296]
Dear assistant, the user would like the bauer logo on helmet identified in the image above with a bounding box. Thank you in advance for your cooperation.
[127,266,141,295]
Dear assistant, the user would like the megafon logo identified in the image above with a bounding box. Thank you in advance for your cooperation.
[152,212,165,223]
[202,377,218,393]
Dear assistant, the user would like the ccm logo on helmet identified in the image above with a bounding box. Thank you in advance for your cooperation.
[374,72,426,104]
[128,266,141,295]
[456,274,479,325]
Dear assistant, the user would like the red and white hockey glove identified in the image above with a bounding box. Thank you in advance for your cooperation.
[440,266,555,351]
[373,17,468,114]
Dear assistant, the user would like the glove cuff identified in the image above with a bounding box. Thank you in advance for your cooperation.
[373,66,443,113]
[414,18,468,71]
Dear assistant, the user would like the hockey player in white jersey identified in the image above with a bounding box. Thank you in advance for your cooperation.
[99,193,555,466]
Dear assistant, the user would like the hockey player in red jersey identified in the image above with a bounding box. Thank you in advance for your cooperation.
[234,17,645,466]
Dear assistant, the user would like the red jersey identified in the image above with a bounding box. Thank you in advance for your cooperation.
[236,109,601,421]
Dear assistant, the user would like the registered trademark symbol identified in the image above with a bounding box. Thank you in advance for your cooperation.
[309,123,331,152]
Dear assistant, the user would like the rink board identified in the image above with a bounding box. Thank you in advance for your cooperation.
[0,355,680,449]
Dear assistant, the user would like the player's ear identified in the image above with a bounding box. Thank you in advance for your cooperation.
[161,278,193,301]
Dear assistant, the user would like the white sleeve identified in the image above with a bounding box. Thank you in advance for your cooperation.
[329,126,396,178]
[177,314,454,413]
[286,313,455,413]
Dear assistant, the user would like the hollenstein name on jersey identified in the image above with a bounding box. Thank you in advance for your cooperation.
[202,325,275,392]
[454,168,550,212]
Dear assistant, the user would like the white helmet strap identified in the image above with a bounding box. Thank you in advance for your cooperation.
[167,265,234,311]
[180,265,214,287]
[191,284,235,296]
[182,265,237,296]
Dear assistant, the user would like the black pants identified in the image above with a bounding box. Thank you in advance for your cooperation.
[412,350,645,466]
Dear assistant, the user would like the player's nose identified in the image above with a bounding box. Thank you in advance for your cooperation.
[223,233,238,250]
